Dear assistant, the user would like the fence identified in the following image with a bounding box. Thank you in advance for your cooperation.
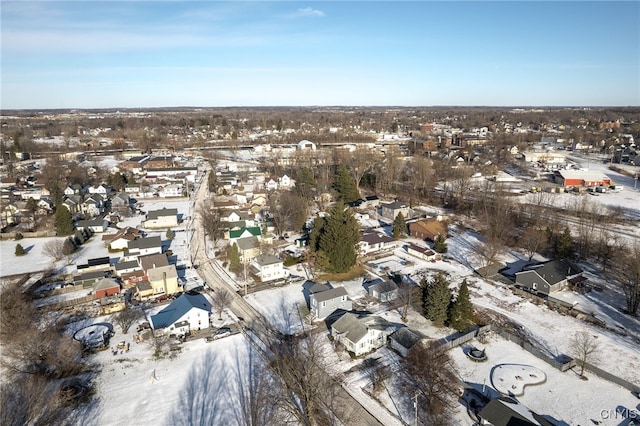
[0,230,56,240]
[440,323,640,393]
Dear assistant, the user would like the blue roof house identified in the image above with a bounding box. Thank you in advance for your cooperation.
[150,293,211,336]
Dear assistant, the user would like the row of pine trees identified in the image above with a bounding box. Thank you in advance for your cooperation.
[422,272,475,332]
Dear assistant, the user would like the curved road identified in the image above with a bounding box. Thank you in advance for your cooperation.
[188,162,388,426]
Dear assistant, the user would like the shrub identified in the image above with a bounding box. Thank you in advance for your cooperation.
[15,243,25,256]
[14,232,23,241]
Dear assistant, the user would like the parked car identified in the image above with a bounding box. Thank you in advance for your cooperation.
[210,327,231,341]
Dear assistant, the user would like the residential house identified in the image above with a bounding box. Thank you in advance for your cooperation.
[136,264,181,300]
[279,174,294,189]
[73,270,108,288]
[159,184,183,198]
[515,259,584,296]
[309,284,352,320]
[127,235,163,257]
[62,196,81,214]
[120,270,146,289]
[111,192,131,212]
[150,293,211,335]
[331,313,395,357]
[404,243,441,262]
[388,327,423,357]
[380,201,411,221]
[228,226,261,243]
[102,226,143,251]
[81,194,104,217]
[365,278,399,302]
[92,278,120,298]
[478,397,554,426]
[139,253,169,273]
[249,254,290,282]
[114,260,141,276]
[87,184,110,196]
[76,257,112,274]
[234,236,261,263]
[76,217,108,233]
[408,218,447,242]
[143,208,178,228]
[362,195,380,209]
[265,177,279,191]
[359,231,396,255]
[220,210,255,227]
[63,185,78,196]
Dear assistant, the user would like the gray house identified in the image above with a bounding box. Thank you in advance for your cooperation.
[379,200,411,221]
[309,285,352,320]
[365,278,399,302]
[514,259,583,296]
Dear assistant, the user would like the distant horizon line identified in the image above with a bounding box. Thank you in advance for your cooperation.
[2,104,639,113]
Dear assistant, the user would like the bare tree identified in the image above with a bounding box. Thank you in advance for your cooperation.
[212,289,232,321]
[198,200,224,246]
[397,282,419,322]
[615,241,640,316]
[41,238,67,262]
[348,146,377,196]
[400,341,460,425]
[268,332,341,426]
[112,304,144,334]
[520,227,547,264]
[570,330,599,378]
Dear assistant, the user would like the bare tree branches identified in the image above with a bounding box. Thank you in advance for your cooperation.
[570,330,599,378]
[400,341,460,425]
[212,289,232,321]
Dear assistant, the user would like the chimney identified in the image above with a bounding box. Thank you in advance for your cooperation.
[163,271,167,294]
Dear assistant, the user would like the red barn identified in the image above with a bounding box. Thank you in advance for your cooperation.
[554,170,611,187]
[92,278,120,298]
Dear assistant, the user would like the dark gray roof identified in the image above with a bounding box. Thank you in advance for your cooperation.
[146,208,178,220]
[361,231,395,244]
[478,397,554,426]
[236,236,260,251]
[314,286,348,303]
[128,235,162,250]
[332,313,367,343]
[253,253,282,266]
[390,327,422,349]
[519,259,582,286]
[115,260,140,271]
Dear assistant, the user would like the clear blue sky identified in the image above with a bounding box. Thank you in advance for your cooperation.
[2,1,639,109]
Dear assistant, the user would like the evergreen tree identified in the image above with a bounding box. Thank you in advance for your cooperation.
[448,279,475,332]
[15,243,25,256]
[433,234,448,253]
[557,227,573,258]
[54,207,74,236]
[318,203,360,273]
[392,212,406,238]
[229,243,241,273]
[332,165,360,203]
[424,272,451,326]
[63,237,76,257]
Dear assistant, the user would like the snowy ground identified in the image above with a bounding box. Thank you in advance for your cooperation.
[450,333,640,426]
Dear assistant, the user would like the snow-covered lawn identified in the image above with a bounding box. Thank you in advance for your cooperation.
[451,333,640,426]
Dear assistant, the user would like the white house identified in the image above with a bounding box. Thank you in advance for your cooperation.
[331,313,395,357]
[159,184,182,198]
[127,236,163,257]
[279,174,295,189]
[250,254,290,282]
[404,243,441,262]
[143,208,178,228]
[87,184,110,196]
[297,140,316,151]
[150,293,211,336]
[359,231,397,255]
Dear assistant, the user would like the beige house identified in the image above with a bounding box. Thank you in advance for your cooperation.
[136,264,181,300]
